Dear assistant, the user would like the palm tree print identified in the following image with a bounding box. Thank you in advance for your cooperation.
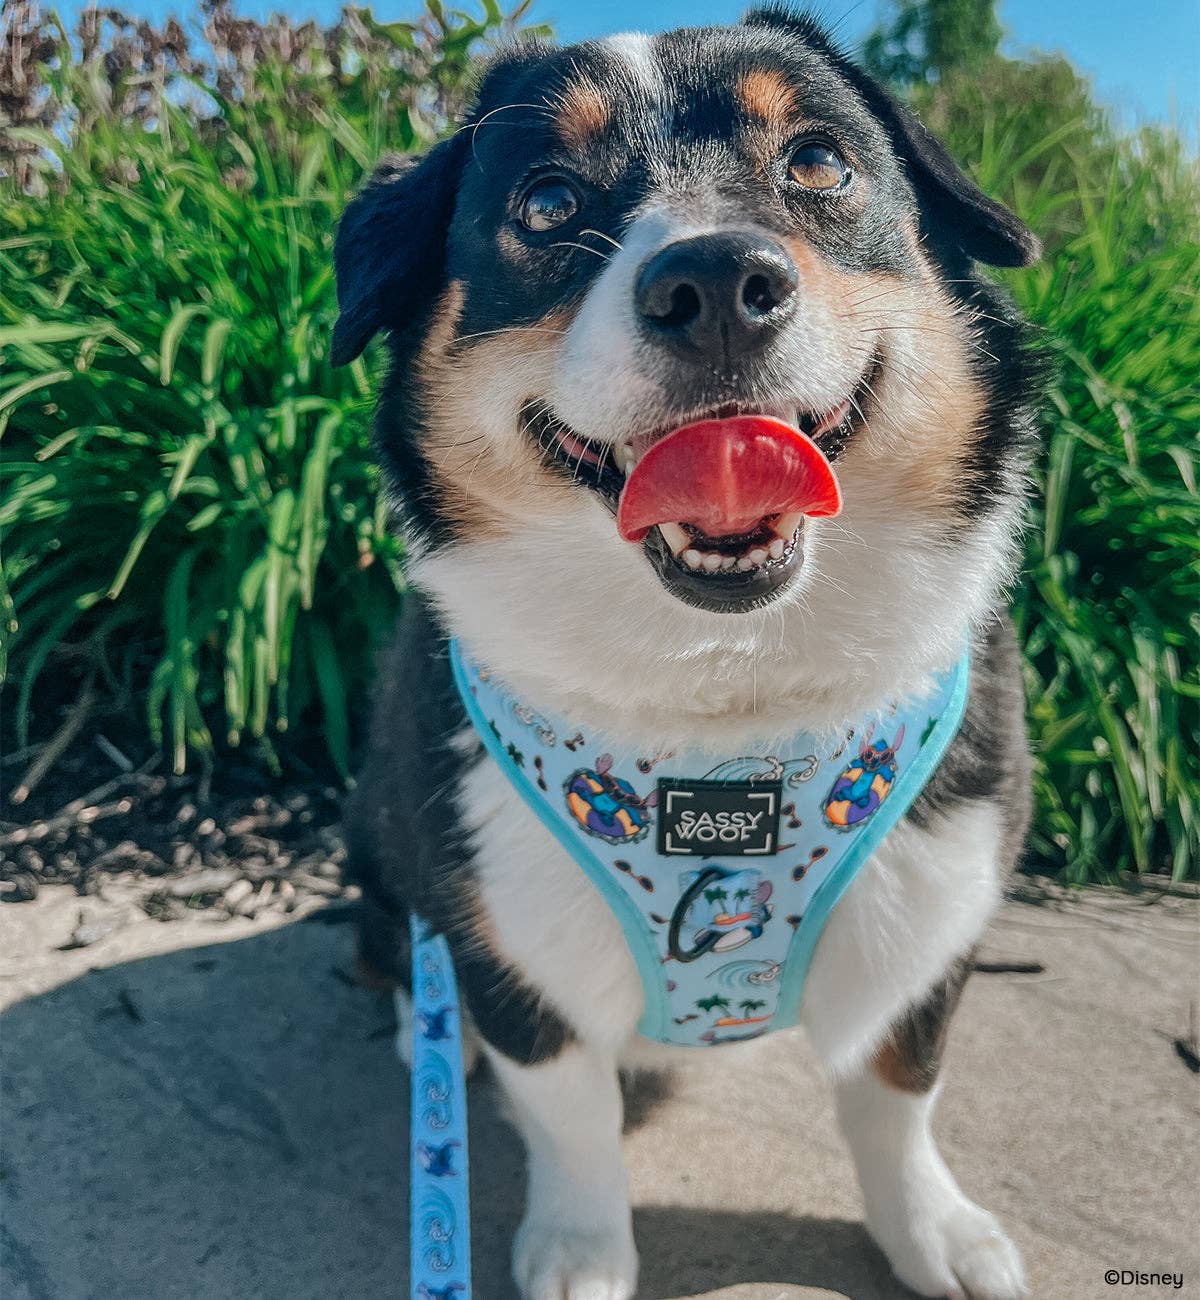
[738,998,766,1017]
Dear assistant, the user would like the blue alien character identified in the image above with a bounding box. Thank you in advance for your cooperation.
[416,1140,462,1177]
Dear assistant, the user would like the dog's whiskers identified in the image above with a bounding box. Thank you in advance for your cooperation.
[463,102,554,169]
[579,227,624,252]
[451,326,568,344]
[548,240,614,261]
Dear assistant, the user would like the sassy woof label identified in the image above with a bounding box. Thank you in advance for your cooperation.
[656,778,782,856]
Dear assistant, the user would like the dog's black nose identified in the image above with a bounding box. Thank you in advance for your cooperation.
[635,233,798,363]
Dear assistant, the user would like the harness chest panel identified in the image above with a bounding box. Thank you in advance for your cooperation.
[449,642,969,1047]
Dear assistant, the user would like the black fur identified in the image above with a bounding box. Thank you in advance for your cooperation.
[907,612,1033,850]
[333,15,1042,555]
[331,137,468,366]
[345,597,575,1065]
[744,7,1042,270]
[871,613,1032,1092]
[942,277,1048,525]
[874,951,976,1092]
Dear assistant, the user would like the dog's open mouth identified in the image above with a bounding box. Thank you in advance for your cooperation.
[523,378,870,612]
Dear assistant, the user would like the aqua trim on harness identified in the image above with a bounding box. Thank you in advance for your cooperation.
[448,640,970,1047]
[409,916,472,1300]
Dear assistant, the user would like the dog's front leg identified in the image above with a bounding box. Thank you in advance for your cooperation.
[802,809,1026,1299]
[487,1044,637,1300]
[832,988,1027,1300]
[454,750,643,1297]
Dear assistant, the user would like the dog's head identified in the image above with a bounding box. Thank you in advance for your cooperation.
[334,10,1040,716]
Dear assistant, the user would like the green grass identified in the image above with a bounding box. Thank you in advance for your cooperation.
[1014,160,1200,883]
[1,2,527,779]
[917,64,1200,881]
[1,104,391,780]
[2,15,1197,880]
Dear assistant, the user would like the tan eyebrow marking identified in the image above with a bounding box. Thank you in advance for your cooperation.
[738,68,799,126]
[554,74,613,151]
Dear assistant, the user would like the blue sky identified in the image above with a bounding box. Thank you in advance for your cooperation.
[58,0,1199,127]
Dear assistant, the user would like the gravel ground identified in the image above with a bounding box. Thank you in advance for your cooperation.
[1,741,356,935]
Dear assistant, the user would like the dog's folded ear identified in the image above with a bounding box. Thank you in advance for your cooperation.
[849,77,1041,268]
[331,134,467,366]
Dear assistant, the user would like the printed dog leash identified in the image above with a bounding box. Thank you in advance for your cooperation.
[409,915,472,1300]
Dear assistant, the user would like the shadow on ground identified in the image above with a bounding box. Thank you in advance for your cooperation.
[1,916,909,1300]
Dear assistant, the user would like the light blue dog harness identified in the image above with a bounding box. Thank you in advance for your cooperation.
[448,639,970,1048]
[409,640,969,1296]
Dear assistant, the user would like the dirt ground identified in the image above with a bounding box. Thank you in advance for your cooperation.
[2,867,1197,1300]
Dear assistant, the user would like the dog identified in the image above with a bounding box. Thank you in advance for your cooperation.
[333,8,1043,1298]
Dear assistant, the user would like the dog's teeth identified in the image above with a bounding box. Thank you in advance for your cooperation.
[658,522,689,556]
[617,441,635,474]
[774,511,804,540]
[674,516,798,576]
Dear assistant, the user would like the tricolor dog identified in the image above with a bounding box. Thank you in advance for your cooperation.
[334,8,1042,1297]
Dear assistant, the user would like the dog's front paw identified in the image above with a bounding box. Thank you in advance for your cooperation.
[513,1217,638,1300]
[872,1191,1025,1300]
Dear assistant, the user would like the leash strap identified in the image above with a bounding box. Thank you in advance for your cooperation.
[409,915,472,1300]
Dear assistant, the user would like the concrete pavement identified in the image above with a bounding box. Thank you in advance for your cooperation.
[1,881,1196,1300]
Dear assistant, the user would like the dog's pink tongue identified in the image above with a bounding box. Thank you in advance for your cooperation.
[616,415,842,543]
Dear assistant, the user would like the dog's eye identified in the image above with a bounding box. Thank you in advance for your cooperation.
[787,141,848,192]
[519,178,581,232]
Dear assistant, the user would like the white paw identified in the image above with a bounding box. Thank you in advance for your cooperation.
[513,1219,638,1300]
[874,1192,1025,1300]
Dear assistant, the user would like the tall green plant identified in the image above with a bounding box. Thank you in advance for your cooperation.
[912,63,1200,880]
[0,2,537,777]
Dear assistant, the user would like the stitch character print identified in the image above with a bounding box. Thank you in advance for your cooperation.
[823,723,906,829]
[564,753,658,844]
